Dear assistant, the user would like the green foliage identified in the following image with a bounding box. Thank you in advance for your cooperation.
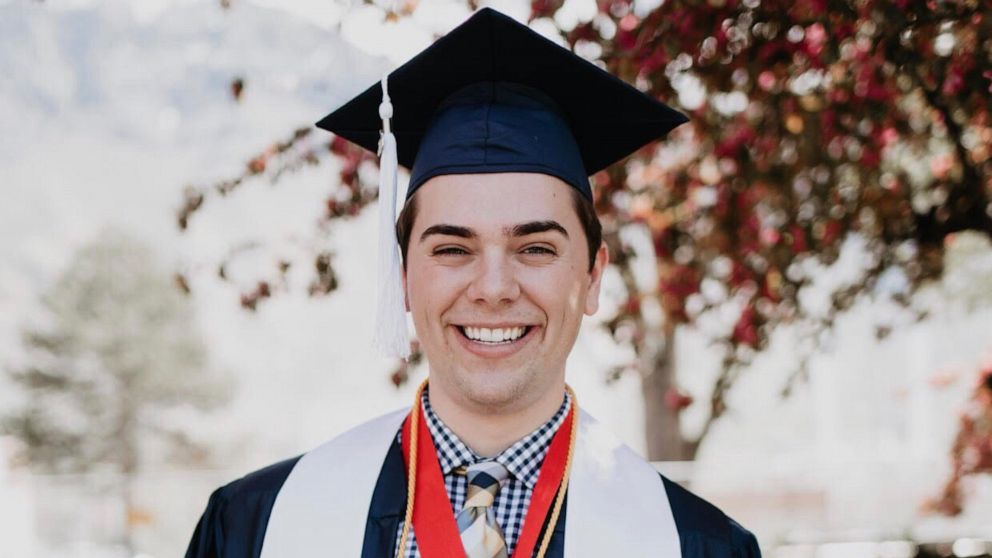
[2,229,231,474]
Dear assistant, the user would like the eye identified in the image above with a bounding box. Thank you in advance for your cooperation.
[433,246,470,256]
[521,245,556,256]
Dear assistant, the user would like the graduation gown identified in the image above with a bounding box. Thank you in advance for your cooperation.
[186,409,761,558]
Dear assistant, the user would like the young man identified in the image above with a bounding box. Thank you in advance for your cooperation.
[186,8,760,558]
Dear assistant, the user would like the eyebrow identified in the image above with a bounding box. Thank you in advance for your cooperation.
[419,220,569,242]
[419,224,476,242]
[509,220,569,239]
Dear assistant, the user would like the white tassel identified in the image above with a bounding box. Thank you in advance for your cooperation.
[372,74,411,359]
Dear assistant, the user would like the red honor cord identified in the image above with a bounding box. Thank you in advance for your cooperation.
[400,404,575,558]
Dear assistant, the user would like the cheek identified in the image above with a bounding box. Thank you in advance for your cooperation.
[404,267,430,315]
[522,266,586,318]
[407,265,463,316]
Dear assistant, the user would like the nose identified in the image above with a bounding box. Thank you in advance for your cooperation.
[466,251,520,306]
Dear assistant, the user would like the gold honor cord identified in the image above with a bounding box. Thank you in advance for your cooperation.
[394,380,579,558]
[395,379,423,558]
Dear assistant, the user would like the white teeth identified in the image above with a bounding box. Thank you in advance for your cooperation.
[461,326,527,344]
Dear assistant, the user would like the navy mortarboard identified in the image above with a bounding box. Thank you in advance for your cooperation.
[316,7,687,200]
[185,8,760,558]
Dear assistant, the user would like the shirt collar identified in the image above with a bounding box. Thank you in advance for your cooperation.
[421,388,572,490]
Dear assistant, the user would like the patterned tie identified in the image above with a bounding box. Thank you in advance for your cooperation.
[456,461,510,558]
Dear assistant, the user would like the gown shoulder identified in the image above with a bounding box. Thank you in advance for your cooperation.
[184,428,761,558]
[660,474,761,558]
[185,456,302,558]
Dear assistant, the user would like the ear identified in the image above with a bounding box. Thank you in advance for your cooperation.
[402,266,410,312]
[583,241,609,316]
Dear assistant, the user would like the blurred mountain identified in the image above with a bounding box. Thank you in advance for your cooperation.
[0,0,379,153]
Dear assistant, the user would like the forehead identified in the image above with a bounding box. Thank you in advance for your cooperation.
[412,173,575,229]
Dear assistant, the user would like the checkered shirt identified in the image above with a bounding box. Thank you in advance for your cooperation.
[395,388,572,558]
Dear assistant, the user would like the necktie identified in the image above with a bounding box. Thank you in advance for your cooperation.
[456,461,510,558]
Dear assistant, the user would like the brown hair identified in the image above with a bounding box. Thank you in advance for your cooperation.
[395,185,602,272]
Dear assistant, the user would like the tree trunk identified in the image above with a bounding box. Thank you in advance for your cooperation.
[121,472,135,557]
[641,325,694,461]
[118,373,137,557]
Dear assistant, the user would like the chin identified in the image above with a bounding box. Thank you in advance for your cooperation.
[448,365,541,411]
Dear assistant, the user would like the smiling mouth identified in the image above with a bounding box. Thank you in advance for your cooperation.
[455,325,534,345]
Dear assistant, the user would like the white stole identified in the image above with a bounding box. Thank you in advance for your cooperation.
[261,408,681,557]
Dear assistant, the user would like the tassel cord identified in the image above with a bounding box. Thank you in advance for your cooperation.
[372,75,410,359]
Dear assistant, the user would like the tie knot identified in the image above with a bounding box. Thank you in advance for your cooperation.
[464,461,509,509]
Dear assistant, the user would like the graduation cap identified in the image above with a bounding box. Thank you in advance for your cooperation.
[316,7,688,358]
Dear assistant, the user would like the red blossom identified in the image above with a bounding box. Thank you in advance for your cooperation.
[732,305,759,346]
[714,127,756,159]
[822,220,841,245]
[880,127,899,147]
[616,27,637,51]
[790,225,808,252]
[247,155,267,174]
[728,261,753,289]
[827,88,849,105]
[624,296,641,315]
[529,0,562,19]
[664,387,694,412]
[714,26,728,49]
[673,12,695,38]
[619,12,639,31]
[757,70,777,91]
[804,22,826,57]
[759,227,781,246]
[660,264,701,299]
[943,66,965,97]
[639,48,669,75]
[653,229,673,259]
[860,147,881,168]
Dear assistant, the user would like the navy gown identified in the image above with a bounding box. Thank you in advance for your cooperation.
[185,438,761,557]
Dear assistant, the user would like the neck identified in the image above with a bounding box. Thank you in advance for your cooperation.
[426,379,567,458]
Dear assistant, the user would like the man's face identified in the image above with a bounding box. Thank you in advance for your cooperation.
[403,173,608,414]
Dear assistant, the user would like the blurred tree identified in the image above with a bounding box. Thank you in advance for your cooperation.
[179,0,991,470]
[2,229,231,553]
